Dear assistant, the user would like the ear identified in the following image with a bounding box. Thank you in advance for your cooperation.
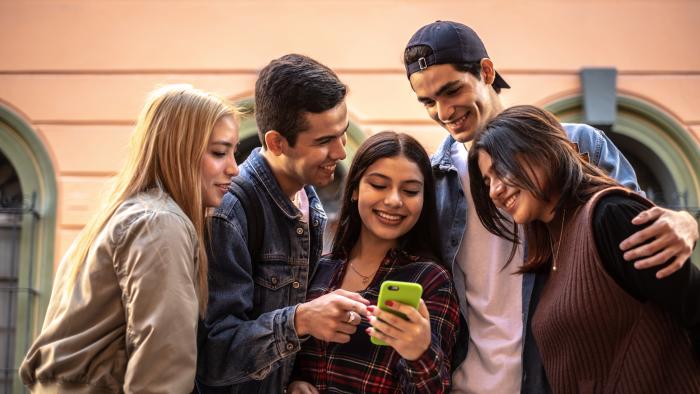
[264,130,288,156]
[351,188,359,201]
[480,58,496,86]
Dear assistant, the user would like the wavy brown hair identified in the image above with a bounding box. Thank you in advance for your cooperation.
[467,105,618,272]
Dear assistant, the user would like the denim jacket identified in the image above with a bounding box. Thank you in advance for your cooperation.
[197,148,327,394]
[433,123,641,394]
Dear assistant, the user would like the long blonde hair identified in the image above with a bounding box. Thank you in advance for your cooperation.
[66,84,237,315]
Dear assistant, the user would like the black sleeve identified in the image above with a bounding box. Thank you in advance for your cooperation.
[593,194,700,357]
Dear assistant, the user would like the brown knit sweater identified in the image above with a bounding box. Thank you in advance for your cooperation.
[531,187,700,393]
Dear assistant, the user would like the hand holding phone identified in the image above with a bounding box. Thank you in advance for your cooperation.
[370,281,423,346]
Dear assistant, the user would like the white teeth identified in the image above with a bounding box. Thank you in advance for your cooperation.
[321,164,336,171]
[446,114,467,128]
[505,195,517,209]
[376,211,402,221]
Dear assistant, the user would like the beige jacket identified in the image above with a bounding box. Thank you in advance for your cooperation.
[20,189,200,393]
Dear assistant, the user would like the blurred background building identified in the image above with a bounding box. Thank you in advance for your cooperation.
[1,0,699,392]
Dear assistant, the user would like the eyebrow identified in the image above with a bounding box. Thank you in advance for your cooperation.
[314,122,350,142]
[402,179,424,186]
[366,172,424,186]
[211,141,235,148]
[417,80,462,103]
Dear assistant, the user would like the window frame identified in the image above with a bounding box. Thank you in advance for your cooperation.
[0,104,57,393]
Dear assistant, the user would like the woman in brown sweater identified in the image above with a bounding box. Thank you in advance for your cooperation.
[467,105,700,393]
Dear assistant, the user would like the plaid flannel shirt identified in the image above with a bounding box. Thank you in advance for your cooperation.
[292,249,459,393]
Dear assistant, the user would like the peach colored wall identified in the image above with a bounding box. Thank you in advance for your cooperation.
[1,0,699,264]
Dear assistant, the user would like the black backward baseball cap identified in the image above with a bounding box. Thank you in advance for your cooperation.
[404,20,510,90]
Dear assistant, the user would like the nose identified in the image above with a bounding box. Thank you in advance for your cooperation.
[329,134,347,161]
[489,178,505,201]
[226,155,239,177]
[384,188,403,208]
[436,100,454,123]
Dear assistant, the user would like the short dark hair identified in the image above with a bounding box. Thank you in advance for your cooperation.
[255,54,347,147]
[467,105,618,272]
[331,131,444,265]
[403,45,500,93]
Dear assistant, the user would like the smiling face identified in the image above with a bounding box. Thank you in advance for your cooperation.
[409,63,502,143]
[477,149,556,224]
[200,115,240,207]
[278,101,349,191]
[353,155,425,247]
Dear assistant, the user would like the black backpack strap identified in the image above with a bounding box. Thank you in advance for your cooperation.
[228,178,264,259]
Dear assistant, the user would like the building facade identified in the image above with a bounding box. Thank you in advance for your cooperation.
[1,1,699,392]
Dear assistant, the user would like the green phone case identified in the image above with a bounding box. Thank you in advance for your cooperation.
[371,280,423,346]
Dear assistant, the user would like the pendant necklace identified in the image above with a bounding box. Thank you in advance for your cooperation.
[548,209,567,272]
[348,262,374,285]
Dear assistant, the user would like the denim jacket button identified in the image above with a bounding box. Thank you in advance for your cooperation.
[451,239,459,246]
[296,227,304,235]
[292,281,300,289]
[312,219,319,227]
[271,276,279,285]
[286,343,294,351]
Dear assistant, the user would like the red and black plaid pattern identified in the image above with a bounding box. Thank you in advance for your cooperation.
[292,250,460,393]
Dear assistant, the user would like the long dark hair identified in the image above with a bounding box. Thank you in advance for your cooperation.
[331,131,443,266]
[467,105,618,272]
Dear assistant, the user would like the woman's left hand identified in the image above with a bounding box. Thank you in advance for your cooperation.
[366,299,431,360]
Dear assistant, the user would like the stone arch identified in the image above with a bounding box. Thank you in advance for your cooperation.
[0,103,57,390]
[546,94,700,264]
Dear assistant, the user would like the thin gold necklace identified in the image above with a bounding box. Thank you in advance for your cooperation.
[548,209,566,272]
[348,262,375,285]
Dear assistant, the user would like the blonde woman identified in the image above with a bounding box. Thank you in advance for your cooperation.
[19,85,240,393]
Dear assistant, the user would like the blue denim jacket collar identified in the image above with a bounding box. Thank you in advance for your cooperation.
[198,147,328,393]
[431,133,458,173]
[245,147,326,223]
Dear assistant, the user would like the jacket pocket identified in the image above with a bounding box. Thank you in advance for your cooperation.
[253,262,294,312]
[254,262,294,290]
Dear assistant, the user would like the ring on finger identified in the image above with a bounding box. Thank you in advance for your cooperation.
[345,311,357,324]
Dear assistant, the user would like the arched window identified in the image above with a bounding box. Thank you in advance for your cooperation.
[233,99,366,251]
[0,104,57,392]
[547,95,700,264]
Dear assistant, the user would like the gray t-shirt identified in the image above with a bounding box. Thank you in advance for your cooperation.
[450,142,524,394]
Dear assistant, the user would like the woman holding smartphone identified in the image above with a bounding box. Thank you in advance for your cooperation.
[468,105,700,393]
[289,131,459,394]
[20,85,240,393]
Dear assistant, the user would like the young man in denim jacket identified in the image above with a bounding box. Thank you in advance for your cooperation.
[402,21,699,394]
[197,54,369,394]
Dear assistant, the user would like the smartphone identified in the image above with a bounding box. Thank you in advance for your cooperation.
[371,280,423,346]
